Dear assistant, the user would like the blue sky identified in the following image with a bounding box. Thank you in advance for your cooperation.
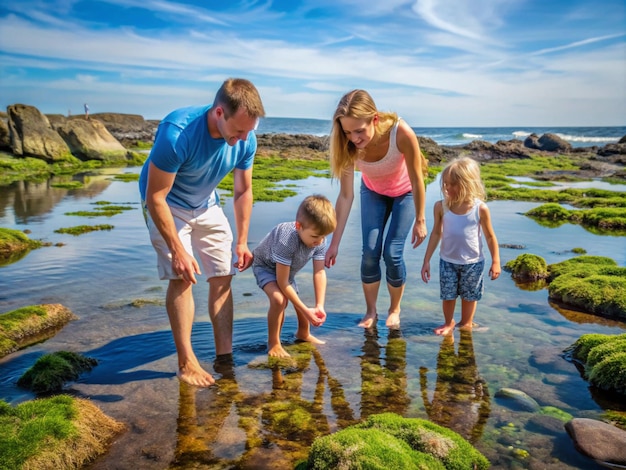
[0,0,624,127]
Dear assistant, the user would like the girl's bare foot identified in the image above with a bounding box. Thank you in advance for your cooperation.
[295,333,326,345]
[386,312,401,329]
[358,313,377,328]
[434,320,456,336]
[268,344,291,358]
[176,364,215,388]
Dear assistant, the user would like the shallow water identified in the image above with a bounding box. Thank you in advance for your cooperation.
[1,169,625,469]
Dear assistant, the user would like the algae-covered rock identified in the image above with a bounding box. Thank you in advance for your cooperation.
[494,387,540,412]
[548,257,626,319]
[0,304,78,358]
[18,351,98,393]
[303,412,489,470]
[565,333,626,395]
[504,253,548,281]
[0,227,42,266]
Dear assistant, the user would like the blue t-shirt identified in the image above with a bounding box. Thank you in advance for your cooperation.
[139,105,257,210]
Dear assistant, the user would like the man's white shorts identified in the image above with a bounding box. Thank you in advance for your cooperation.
[144,203,235,281]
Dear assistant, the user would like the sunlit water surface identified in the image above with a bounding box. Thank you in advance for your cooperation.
[0,168,625,469]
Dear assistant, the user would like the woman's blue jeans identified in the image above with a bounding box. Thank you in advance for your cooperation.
[360,181,415,288]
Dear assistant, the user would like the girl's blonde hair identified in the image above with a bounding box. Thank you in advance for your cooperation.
[441,157,486,207]
[329,89,398,178]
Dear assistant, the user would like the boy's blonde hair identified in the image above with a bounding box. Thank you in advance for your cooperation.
[214,78,265,119]
[296,195,337,235]
[329,89,428,178]
[441,157,486,207]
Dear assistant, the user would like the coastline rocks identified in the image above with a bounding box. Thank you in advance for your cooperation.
[86,112,159,147]
[524,132,572,153]
[494,387,541,412]
[565,418,626,468]
[7,104,75,162]
[56,118,128,161]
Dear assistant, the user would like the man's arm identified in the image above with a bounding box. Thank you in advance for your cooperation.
[145,162,200,283]
[232,167,254,271]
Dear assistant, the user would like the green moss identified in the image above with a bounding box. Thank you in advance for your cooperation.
[17,351,98,393]
[307,427,445,470]
[504,253,548,281]
[526,204,626,234]
[218,156,330,202]
[54,224,114,236]
[112,173,140,182]
[0,395,78,469]
[566,333,626,395]
[548,256,617,279]
[571,247,587,254]
[305,412,490,470]
[64,204,135,218]
[603,410,626,430]
[538,406,573,422]
[548,262,626,318]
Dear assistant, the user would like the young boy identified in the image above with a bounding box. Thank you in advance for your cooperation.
[252,195,337,358]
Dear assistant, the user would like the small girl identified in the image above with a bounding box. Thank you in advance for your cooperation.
[421,157,501,335]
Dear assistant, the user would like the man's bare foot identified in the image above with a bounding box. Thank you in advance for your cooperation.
[268,344,291,358]
[434,321,456,336]
[176,364,215,388]
[295,334,326,345]
[358,313,377,328]
[386,312,401,329]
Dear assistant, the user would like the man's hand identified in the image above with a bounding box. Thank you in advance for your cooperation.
[234,243,253,271]
[172,251,201,284]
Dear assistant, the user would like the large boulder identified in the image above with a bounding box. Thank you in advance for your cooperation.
[7,104,74,162]
[0,112,10,151]
[538,133,572,153]
[56,118,129,162]
[565,418,626,468]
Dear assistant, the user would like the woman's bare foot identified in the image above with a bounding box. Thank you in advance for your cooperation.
[176,364,215,388]
[434,320,456,336]
[386,312,401,329]
[268,344,291,358]
[358,313,377,328]
[295,333,326,345]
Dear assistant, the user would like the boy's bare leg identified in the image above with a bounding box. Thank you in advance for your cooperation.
[167,279,215,387]
[263,283,290,358]
[295,309,326,344]
[208,275,234,356]
[386,283,404,329]
[458,299,478,330]
[359,281,379,328]
[435,299,456,336]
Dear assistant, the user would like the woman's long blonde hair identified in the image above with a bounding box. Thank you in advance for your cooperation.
[441,157,486,207]
[329,90,397,178]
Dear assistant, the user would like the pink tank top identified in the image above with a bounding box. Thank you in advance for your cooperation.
[355,121,412,197]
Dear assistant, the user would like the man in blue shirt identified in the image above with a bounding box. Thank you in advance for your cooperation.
[139,78,265,387]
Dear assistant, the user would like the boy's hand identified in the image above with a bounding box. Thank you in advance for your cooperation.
[307,307,326,327]
[489,262,501,280]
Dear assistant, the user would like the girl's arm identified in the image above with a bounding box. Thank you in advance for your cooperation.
[479,203,501,280]
[325,167,355,268]
[396,119,427,248]
[421,201,443,283]
[276,262,324,326]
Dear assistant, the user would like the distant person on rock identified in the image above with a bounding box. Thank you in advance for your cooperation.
[252,194,336,358]
[325,89,428,330]
[84,103,89,120]
[421,157,501,336]
[139,78,265,387]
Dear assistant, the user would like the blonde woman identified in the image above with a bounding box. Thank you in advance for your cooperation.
[326,89,428,329]
[421,157,501,336]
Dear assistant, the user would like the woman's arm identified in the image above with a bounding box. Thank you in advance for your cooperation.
[396,120,427,247]
[325,167,355,268]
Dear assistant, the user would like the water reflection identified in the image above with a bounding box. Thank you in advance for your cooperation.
[359,327,410,418]
[420,330,490,443]
[172,343,357,469]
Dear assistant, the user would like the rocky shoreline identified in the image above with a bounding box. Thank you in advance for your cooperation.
[1,105,625,180]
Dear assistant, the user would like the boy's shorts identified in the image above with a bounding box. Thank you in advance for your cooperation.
[143,202,235,281]
[253,266,298,292]
[439,259,485,301]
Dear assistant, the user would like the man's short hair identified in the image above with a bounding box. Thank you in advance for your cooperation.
[214,78,265,119]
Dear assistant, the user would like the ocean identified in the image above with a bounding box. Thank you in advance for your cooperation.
[256,117,626,149]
